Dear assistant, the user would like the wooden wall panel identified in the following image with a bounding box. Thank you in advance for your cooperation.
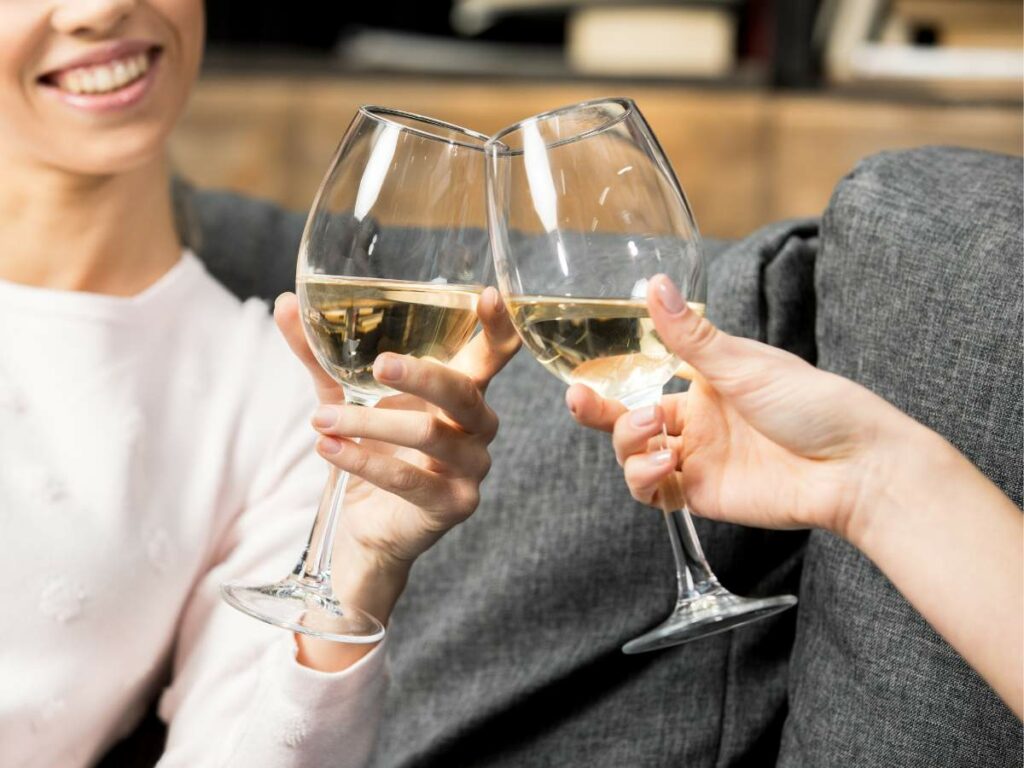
[169,75,1021,239]
[767,96,1024,224]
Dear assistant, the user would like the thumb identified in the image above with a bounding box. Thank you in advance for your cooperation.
[449,287,521,391]
[647,274,850,459]
[647,274,808,408]
[646,274,743,389]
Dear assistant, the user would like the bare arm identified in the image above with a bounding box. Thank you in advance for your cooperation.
[568,274,1023,717]
[853,417,1023,717]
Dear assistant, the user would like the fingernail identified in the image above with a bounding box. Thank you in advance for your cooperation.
[274,294,286,309]
[312,406,336,429]
[375,356,405,382]
[649,450,674,466]
[630,405,657,428]
[490,289,504,314]
[655,277,687,315]
[319,437,343,455]
[564,389,576,415]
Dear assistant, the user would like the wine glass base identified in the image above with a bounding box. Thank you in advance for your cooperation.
[222,577,385,644]
[622,589,797,655]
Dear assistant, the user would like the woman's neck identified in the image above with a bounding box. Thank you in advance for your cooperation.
[0,153,181,296]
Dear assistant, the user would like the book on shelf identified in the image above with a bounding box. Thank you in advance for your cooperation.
[450,0,741,35]
[820,0,1023,98]
[567,5,737,78]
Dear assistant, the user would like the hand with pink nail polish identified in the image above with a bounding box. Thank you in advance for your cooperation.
[272,287,520,667]
[567,275,1023,716]
[568,273,1018,544]
[568,273,898,537]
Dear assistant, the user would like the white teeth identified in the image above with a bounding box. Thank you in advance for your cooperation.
[64,71,83,94]
[95,68,113,90]
[53,51,152,96]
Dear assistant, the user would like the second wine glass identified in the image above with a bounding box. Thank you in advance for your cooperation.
[222,107,492,643]
[486,97,797,654]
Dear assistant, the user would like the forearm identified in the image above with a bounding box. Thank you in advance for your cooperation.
[296,534,410,672]
[851,421,1023,718]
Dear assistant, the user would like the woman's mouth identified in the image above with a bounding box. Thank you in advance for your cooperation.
[37,45,162,112]
[50,51,152,95]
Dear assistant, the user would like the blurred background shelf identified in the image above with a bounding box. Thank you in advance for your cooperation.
[172,0,1022,239]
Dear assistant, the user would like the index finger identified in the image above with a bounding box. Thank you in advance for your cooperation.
[449,287,521,392]
[565,383,627,434]
[373,353,498,438]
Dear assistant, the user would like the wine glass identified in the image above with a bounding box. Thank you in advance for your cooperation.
[222,107,492,642]
[485,97,797,654]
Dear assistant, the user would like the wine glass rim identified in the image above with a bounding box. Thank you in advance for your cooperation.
[358,105,490,151]
[485,97,636,157]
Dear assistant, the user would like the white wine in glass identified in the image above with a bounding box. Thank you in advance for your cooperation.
[222,107,492,644]
[300,276,482,404]
[487,98,797,653]
[507,295,705,405]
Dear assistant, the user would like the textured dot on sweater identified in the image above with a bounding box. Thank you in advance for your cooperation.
[39,578,88,623]
[145,528,173,572]
[0,383,26,414]
[281,714,310,748]
[30,696,67,733]
[36,473,67,505]
[121,407,145,445]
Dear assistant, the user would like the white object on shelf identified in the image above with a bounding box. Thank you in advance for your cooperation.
[567,6,736,78]
[849,44,1023,81]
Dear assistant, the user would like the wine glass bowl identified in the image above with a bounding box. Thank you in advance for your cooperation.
[488,98,704,409]
[486,98,797,653]
[222,107,492,643]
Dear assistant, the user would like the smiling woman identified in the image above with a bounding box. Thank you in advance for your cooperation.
[2,0,201,178]
[0,1,518,766]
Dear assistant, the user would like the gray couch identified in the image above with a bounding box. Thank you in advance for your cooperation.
[101,146,1022,766]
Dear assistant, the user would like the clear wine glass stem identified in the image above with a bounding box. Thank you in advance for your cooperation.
[663,501,718,599]
[620,390,796,654]
[292,463,353,588]
[291,402,373,593]
[632,391,719,602]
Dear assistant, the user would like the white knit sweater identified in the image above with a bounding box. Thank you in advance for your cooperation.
[0,253,386,767]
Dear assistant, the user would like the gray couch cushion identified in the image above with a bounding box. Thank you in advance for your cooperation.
[177,182,812,767]
[779,147,1024,767]
[369,223,813,768]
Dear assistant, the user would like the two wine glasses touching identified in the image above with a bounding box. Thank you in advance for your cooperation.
[222,98,797,655]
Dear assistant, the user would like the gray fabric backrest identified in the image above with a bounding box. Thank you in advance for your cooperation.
[178,182,812,767]
[174,144,1022,768]
[778,147,1023,767]
[368,223,812,768]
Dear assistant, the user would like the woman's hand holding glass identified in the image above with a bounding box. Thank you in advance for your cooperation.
[567,273,898,540]
[274,287,519,669]
[569,275,1023,717]
[279,286,517,569]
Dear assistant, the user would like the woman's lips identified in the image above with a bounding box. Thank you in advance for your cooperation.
[37,46,162,114]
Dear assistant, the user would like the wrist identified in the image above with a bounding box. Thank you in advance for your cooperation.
[294,534,411,673]
[330,530,412,627]
[842,414,958,552]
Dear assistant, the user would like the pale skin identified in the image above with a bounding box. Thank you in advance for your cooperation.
[276,290,519,670]
[0,0,520,673]
[567,274,1023,719]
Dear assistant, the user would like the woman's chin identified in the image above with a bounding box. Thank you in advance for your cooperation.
[41,125,170,177]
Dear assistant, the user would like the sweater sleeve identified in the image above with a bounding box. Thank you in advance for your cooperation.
[155,314,388,767]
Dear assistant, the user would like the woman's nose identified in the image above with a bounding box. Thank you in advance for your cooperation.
[51,0,139,37]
